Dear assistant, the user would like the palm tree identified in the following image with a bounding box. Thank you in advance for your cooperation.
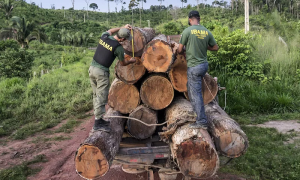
[0,0,15,19]
[0,16,47,48]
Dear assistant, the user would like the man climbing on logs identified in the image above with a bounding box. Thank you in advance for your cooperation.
[178,11,219,129]
[89,24,136,132]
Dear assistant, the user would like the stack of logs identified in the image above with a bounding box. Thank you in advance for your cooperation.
[75,28,249,180]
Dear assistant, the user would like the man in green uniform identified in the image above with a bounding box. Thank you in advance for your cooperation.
[89,24,136,132]
[178,11,219,129]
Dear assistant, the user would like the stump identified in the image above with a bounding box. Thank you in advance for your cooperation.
[184,73,218,105]
[127,105,158,139]
[140,74,174,110]
[205,100,249,158]
[75,109,125,179]
[169,54,187,92]
[108,79,140,114]
[121,27,156,57]
[115,55,146,84]
[142,34,175,72]
[163,97,219,179]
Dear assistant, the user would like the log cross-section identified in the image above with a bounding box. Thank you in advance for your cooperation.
[169,54,187,92]
[75,108,125,179]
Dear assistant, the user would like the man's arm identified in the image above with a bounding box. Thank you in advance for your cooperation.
[207,44,219,51]
[119,57,136,66]
[178,44,185,54]
[107,24,132,35]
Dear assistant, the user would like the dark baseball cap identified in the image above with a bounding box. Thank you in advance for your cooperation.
[117,28,132,41]
[188,10,200,18]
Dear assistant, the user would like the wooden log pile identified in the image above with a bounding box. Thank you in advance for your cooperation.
[75,28,249,179]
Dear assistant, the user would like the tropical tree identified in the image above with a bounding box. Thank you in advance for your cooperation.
[137,0,146,26]
[180,0,187,8]
[89,3,98,11]
[0,16,47,48]
[158,0,164,10]
[84,0,90,17]
[129,0,139,25]
[0,0,15,19]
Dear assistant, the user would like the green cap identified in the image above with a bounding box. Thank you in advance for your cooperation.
[117,28,132,41]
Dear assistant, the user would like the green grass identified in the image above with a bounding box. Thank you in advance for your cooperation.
[55,119,82,133]
[233,113,300,125]
[0,155,47,180]
[220,126,300,180]
[31,135,71,143]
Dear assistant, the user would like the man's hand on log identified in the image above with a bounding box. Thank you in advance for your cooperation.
[124,24,132,30]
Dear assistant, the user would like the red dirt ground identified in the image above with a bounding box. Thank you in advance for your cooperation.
[0,113,246,180]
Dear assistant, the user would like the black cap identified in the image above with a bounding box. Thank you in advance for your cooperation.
[188,10,200,18]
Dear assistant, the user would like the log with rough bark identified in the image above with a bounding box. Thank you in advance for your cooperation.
[142,34,176,72]
[205,100,249,158]
[108,79,140,114]
[169,54,187,92]
[184,73,218,105]
[75,108,125,179]
[115,55,146,84]
[161,97,219,179]
[140,74,174,110]
[127,105,158,139]
[120,27,156,57]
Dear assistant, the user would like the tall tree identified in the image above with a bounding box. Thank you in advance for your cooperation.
[71,0,75,9]
[84,0,90,17]
[106,0,114,13]
[196,0,199,10]
[0,0,15,19]
[180,0,187,8]
[0,16,47,48]
[158,0,164,10]
[89,3,98,11]
[137,0,146,26]
[129,0,139,26]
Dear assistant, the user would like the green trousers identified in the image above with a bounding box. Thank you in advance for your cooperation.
[88,66,110,119]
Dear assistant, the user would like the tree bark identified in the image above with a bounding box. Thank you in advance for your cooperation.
[115,54,146,84]
[205,100,249,158]
[184,73,218,105]
[127,105,158,139]
[162,97,219,179]
[142,34,176,72]
[75,108,125,179]
[140,74,174,110]
[121,27,155,57]
[108,79,140,114]
[168,54,187,92]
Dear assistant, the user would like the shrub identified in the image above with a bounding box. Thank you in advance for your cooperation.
[0,49,34,78]
[0,40,19,51]
[161,21,184,35]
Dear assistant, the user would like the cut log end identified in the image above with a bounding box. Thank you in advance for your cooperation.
[75,144,109,179]
[169,54,187,92]
[140,75,174,110]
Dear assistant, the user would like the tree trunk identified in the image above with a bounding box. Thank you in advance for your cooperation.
[121,27,155,57]
[142,34,176,72]
[108,79,140,114]
[115,55,146,84]
[205,100,249,158]
[75,108,125,179]
[161,97,219,179]
[140,74,174,110]
[168,54,187,92]
[127,105,158,139]
[184,73,218,105]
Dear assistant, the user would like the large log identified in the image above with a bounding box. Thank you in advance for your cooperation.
[142,34,176,72]
[184,73,218,105]
[205,100,249,158]
[120,27,156,57]
[168,54,187,92]
[115,54,146,84]
[127,105,158,139]
[140,74,174,110]
[161,97,219,179]
[108,79,140,114]
[75,108,125,179]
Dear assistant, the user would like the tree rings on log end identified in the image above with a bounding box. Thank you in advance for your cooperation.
[140,75,174,110]
[169,54,187,92]
[214,131,248,158]
[115,55,146,84]
[184,74,218,105]
[108,79,140,114]
[127,105,158,139]
[75,144,109,179]
[142,39,173,72]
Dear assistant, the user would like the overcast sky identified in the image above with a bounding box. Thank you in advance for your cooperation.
[28,0,216,12]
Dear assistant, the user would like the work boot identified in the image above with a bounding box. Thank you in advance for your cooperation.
[93,118,111,132]
[189,122,208,130]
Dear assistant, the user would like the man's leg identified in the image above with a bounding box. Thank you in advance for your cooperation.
[187,62,209,129]
[89,66,111,132]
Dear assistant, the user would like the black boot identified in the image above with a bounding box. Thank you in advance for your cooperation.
[93,118,111,132]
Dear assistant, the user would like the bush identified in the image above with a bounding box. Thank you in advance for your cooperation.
[0,40,19,51]
[0,49,34,78]
[161,21,185,35]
